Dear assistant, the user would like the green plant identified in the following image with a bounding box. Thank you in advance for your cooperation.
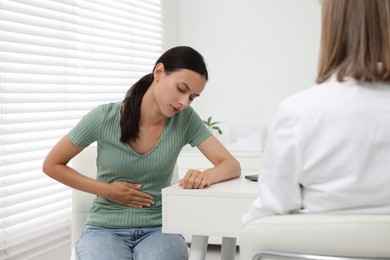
[203,116,223,135]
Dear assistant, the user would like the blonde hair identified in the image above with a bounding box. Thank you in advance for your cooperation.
[317,0,390,83]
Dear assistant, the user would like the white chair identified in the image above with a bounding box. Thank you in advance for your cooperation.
[70,146,97,260]
[70,146,179,259]
[240,214,390,260]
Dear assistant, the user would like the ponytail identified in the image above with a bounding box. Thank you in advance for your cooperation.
[120,73,153,143]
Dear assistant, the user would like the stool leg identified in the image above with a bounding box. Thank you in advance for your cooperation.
[189,235,209,260]
[221,237,237,260]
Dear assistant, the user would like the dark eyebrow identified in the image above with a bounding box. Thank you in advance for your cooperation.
[182,82,200,97]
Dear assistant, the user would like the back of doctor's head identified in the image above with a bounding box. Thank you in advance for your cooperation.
[316,0,390,84]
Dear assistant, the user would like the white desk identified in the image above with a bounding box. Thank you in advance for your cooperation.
[162,176,258,260]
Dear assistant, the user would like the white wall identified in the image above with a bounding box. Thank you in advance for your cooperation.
[165,0,322,145]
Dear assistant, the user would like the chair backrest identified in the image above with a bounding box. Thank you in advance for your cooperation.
[71,146,179,248]
[71,146,98,248]
[240,214,390,260]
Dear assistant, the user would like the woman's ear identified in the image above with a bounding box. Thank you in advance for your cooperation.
[153,63,165,82]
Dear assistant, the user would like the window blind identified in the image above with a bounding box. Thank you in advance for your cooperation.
[0,0,163,258]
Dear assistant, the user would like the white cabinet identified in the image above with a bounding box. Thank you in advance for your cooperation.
[177,146,262,178]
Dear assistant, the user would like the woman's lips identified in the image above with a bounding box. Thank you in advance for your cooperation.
[171,105,180,113]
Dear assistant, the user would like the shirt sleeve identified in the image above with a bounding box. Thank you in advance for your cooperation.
[184,107,212,147]
[243,100,303,225]
[68,105,105,147]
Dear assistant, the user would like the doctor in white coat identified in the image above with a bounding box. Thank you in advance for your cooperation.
[243,0,390,225]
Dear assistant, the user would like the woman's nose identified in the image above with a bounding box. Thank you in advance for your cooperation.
[178,98,188,107]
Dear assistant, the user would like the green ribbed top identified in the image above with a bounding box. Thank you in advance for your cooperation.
[69,102,211,228]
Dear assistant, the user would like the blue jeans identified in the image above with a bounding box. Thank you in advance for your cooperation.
[75,225,189,260]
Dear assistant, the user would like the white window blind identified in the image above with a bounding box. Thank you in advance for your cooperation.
[0,0,163,258]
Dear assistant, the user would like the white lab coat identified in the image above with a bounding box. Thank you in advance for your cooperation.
[243,77,390,225]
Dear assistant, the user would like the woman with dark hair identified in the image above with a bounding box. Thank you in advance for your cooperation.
[243,0,390,225]
[43,46,241,259]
